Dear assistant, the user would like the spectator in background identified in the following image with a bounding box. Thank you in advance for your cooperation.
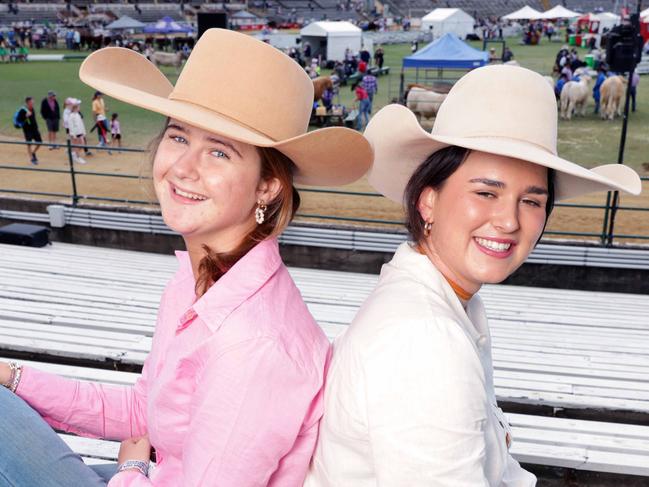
[374,45,384,69]
[555,73,568,99]
[16,96,42,165]
[353,81,371,131]
[593,64,608,114]
[72,29,80,51]
[110,113,121,150]
[62,97,73,137]
[630,71,639,113]
[91,91,109,145]
[40,90,60,149]
[359,47,370,66]
[361,71,377,108]
[502,46,513,63]
[67,99,87,164]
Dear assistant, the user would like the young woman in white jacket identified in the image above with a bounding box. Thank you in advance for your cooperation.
[305,65,641,487]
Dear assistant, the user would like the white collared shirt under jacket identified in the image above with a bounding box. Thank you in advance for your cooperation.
[305,242,536,487]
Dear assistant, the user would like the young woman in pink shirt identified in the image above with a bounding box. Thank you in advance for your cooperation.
[0,29,371,487]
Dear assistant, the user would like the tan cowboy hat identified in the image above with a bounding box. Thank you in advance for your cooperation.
[365,64,641,202]
[79,28,372,186]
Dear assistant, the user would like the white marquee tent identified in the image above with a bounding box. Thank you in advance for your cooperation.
[538,5,580,19]
[502,6,542,21]
[594,12,621,32]
[300,21,362,61]
[420,8,475,39]
[641,7,649,19]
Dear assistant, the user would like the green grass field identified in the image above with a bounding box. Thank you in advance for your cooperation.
[1,38,647,171]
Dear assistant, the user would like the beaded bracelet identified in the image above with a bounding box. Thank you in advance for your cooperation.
[2,362,22,393]
[118,460,149,477]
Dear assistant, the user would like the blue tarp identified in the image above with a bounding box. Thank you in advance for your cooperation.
[402,33,488,69]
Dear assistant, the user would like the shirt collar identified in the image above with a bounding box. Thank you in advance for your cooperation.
[176,237,282,333]
[389,242,484,345]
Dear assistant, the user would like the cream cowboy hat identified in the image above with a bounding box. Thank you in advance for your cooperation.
[365,64,641,202]
[79,28,372,186]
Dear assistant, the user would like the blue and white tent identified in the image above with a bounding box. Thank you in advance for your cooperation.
[144,16,193,34]
[402,33,488,70]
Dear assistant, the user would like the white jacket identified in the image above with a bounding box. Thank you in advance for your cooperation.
[68,111,86,137]
[305,242,536,487]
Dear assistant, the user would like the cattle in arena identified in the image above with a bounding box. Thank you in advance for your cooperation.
[559,76,591,120]
[312,76,334,102]
[600,75,626,120]
[405,85,447,120]
[144,48,186,72]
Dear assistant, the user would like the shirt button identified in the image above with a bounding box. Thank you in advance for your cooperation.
[477,335,488,348]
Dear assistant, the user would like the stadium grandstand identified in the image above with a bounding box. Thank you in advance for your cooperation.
[0,0,634,28]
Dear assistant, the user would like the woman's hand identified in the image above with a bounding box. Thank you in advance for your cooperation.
[0,362,11,386]
[117,435,151,465]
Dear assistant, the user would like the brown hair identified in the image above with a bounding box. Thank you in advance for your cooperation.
[148,122,300,297]
[404,145,555,244]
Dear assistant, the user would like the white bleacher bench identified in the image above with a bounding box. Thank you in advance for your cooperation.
[1,242,649,418]
[5,357,649,477]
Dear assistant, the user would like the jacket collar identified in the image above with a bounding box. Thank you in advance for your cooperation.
[175,237,282,333]
[389,242,487,347]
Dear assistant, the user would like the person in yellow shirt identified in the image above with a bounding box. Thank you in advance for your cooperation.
[91,91,109,147]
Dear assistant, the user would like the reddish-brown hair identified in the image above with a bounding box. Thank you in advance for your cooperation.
[148,123,300,297]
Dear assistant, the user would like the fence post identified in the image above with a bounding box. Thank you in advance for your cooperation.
[600,191,612,245]
[66,139,79,206]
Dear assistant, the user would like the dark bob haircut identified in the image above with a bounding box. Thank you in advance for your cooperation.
[403,145,555,243]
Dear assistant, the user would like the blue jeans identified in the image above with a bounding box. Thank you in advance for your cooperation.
[357,98,371,131]
[0,386,116,486]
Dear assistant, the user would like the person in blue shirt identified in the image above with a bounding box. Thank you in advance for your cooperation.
[593,65,608,114]
[555,73,567,100]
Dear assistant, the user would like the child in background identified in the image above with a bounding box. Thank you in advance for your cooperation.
[110,113,121,150]
[67,99,87,164]
[62,97,73,137]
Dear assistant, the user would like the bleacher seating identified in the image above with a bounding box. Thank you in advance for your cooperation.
[1,242,649,479]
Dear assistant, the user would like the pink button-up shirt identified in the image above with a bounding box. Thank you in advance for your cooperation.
[16,238,330,486]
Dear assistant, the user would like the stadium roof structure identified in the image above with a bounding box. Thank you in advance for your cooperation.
[402,32,488,70]
[502,5,542,20]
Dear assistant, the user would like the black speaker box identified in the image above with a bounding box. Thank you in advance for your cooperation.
[197,13,228,40]
[0,223,50,247]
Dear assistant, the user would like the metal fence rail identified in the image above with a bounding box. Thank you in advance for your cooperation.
[1,138,647,246]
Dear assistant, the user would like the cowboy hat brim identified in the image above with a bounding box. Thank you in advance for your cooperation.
[366,104,642,203]
[79,47,372,187]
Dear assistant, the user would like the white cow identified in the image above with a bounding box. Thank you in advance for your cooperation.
[406,86,447,120]
[560,76,591,120]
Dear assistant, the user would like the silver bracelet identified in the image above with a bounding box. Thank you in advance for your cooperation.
[118,459,149,477]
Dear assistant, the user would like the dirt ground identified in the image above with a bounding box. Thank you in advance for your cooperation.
[1,138,648,246]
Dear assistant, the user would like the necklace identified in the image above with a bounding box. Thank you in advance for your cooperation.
[415,243,474,302]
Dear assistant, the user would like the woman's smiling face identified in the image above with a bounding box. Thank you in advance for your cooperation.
[152,119,267,251]
[419,151,549,294]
